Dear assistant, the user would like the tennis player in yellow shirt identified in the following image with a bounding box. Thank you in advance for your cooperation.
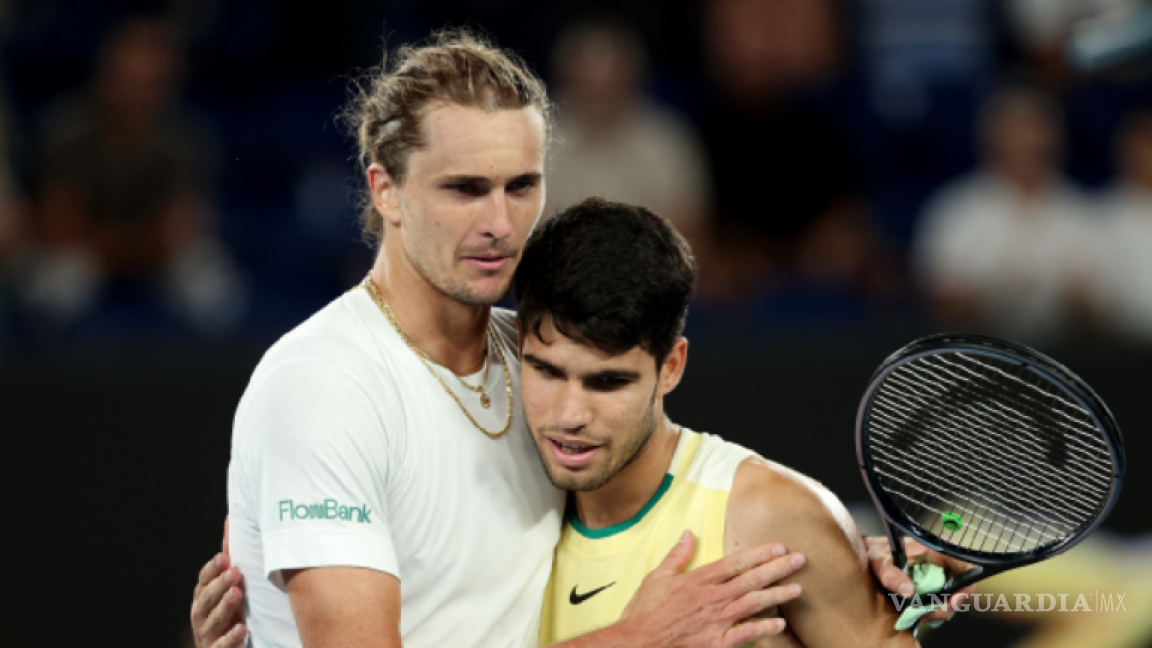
[515,198,971,646]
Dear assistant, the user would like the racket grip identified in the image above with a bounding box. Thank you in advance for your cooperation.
[936,565,984,599]
[898,564,984,613]
[882,523,909,571]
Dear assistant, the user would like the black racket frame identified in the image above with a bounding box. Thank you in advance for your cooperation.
[856,333,1126,597]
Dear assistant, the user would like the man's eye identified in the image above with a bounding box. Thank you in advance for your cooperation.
[588,377,627,391]
[448,183,483,196]
[507,180,537,194]
[532,364,559,379]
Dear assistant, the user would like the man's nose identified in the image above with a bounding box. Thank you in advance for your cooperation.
[555,382,592,431]
[480,189,514,240]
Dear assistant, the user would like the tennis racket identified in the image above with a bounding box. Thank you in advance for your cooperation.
[856,333,1126,604]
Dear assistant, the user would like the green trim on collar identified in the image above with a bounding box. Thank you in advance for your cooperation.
[570,473,674,539]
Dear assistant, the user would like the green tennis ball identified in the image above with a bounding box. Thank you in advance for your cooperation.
[941,512,964,532]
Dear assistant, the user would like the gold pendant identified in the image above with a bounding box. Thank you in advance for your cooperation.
[480,393,491,408]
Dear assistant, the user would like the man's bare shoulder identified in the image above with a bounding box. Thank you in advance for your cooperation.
[724,457,913,647]
[726,457,864,562]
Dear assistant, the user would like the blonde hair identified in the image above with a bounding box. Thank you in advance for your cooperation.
[345,28,552,245]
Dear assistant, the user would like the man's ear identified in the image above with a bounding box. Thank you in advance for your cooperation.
[656,337,689,398]
[368,163,401,227]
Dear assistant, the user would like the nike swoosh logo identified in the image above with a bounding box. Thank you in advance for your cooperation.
[570,582,616,605]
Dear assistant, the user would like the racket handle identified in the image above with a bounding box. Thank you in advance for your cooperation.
[898,564,984,612]
[885,526,908,571]
[936,565,984,599]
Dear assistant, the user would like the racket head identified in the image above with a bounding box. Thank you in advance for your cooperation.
[857,333,1125,569]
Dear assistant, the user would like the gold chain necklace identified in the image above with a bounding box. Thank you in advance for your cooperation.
[356,275,486,382]
[383,316,489,392]
[359,275,514,439]
[452,347,492,407]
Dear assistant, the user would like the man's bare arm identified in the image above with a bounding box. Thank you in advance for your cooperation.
[194,562,403,648]
[191,526,804,648]
[726,458,916,648]
[285,568,402,648]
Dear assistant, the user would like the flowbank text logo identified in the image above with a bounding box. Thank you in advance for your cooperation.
[279,499,373,523]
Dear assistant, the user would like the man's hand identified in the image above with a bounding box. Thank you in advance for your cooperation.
[611,531,806,648]
[191,519,247,648]
[866,536,976,622]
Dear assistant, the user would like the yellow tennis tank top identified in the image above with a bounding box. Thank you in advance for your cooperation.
[539,428,756,645]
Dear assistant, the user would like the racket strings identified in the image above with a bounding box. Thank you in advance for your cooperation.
[872,466,1038,551]
[890,354,1114,482]
[872,395,1105,515]
[931,355,1115,465]
[877,372,1111,508]
[900,358,1112,472]
[869,433,1083,535]
[869,434,1074,543]
[867,351,1115,555]
[952,352,1094,429]
[879,460,1051,554]
[874,377,1110,513]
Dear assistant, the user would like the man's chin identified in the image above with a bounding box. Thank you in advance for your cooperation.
[543,463,610,493]
[444,287,508,307]
[448,277,513,307]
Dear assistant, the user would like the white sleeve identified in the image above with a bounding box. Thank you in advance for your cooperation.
[234,356,400,588]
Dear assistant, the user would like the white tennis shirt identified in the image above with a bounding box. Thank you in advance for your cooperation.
[227,289,564,647]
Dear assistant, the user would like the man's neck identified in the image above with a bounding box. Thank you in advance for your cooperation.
[370,245,491,376]
[571,415,681,530]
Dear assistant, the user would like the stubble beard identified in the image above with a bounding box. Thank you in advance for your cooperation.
[535,397,659,493]
[407,243,513,307]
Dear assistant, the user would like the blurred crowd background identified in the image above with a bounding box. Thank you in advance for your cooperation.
[4,1,1152,647]
[4,0,1152,346]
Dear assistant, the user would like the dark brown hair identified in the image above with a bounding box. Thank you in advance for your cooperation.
[514,197,698,366]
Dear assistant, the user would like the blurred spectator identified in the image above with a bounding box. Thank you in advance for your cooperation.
[18,16,246,335]
[0,70,21,249]
[0,159,22,263]
[1006,0,1131,85]
[697,0,895,304]
[545,20,710,243]
[0,58,26,340]
[912,84,1093,343]
[1087,109,1152,343]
